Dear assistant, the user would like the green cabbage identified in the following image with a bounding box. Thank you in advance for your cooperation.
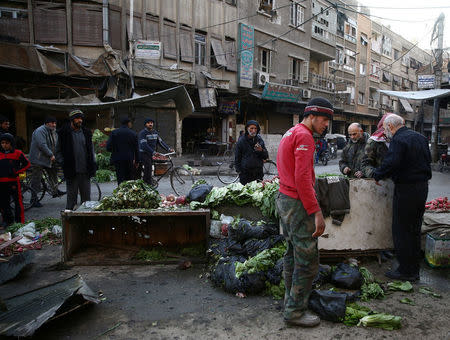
[357,313,402,330]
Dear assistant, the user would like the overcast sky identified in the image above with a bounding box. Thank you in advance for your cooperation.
[359,0,450,54]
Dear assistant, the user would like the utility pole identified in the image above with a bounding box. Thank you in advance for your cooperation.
[431,13,444,162]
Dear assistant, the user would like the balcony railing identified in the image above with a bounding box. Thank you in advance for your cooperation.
[310,72,334,93]
[368,98,378,108]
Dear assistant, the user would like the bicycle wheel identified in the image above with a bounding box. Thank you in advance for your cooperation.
[217,161,239,184]
[170,167,194,196]
[15,184,37,211]
[90,179,102,201]
[263,160,278,180]
[321,156,328,166]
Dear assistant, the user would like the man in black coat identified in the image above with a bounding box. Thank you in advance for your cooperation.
[235,120,268,185]
[106,116,139,185]
[374,114,431,282]
[57,109,97,210]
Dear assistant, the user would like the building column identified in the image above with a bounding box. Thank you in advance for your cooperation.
[13,102,28,151]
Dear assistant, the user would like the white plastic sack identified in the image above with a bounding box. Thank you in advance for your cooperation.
[210,220,224,238]
[52,225,62,237]
[220,214,234,225]
[14,222,36,238]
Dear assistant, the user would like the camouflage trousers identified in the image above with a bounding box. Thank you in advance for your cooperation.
[275,192,319,320]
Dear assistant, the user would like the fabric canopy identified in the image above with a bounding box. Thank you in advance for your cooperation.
[399,98,414,113]
[378,89,450,101]
[1,86,194,120]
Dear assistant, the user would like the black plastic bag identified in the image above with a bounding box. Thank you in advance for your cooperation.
[330,263,363,289]
[211,258,244,293]
[228,219,279,242]
[243,235,285,257]
[209,239,246,258]
[312,264,332,288]
[240,272,267,294]
[266,258,284,285]
[308,289,347,322]
[187,184,213,202]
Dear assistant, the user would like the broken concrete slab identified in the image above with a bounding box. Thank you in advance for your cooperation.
[0,274,99,337]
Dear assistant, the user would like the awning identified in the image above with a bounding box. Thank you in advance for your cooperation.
[1,86,194,120]
[399,98,414,113]
[378,89,450,101]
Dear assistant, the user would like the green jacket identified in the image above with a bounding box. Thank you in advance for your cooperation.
[339,132,369,177]
[362,138,389,178]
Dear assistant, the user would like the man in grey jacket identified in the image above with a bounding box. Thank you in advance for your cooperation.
[29,117,64,207]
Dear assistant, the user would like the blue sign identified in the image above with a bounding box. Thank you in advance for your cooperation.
[238,23,254,88]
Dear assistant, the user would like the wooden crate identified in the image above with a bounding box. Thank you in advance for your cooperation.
[61,209,210,265]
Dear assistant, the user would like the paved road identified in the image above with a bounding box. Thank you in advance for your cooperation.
[25,153,449,221]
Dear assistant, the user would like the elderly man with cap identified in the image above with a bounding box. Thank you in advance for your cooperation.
[57,109,96,210]
[138,118,173,185]
[234,120,268,185]
[29,116,65,207]
[276,97,332,327]
[339,123,369,178]
[106,116,139,185]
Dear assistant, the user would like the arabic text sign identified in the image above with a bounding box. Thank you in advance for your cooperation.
[135,40,161,59]
[238,24,254,88]
[418,75,435,89]
[262,83,303,103]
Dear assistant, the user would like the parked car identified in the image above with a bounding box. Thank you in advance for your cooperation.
[325,133,347,149]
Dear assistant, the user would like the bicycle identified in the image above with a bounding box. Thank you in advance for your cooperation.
[148,152,194,196]
[26,166,102,203]
[12,172,38,211]
[217,159,278,184]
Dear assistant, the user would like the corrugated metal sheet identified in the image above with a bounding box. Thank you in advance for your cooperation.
[0,274,99,337]
[72,3,103,46]
[34,2,67,44]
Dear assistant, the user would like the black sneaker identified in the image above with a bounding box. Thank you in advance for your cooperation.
[33,202,43,208]
[52,190,66,198]
[385,270,419,282]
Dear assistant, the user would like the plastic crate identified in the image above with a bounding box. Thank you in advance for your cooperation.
[425,229,450,268]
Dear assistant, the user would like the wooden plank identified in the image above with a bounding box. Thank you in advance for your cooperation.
[0,236,23,251]
[62,209,210,217]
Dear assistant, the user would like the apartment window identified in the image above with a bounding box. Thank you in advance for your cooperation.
[343,49,355,72]
[371,32,382,54]
[393,49,400,60]
[359,63,366,75]
[358,91,365,105]
[290,1,304,28]
[344,20,357,43]
[382,35,392,57]
[370,60,380,80]
[259,0,275,13]
[288,58,308,82]
[260,48,271,73]
[360,33,368,46]
[195,32,206,65]
[331,46,344,67]
[337,11,346,37]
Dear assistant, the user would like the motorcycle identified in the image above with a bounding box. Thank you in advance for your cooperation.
[329,143,338,159]
[318,150,330,166]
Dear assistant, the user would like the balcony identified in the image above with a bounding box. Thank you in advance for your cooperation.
[368,98,378,108]
[309,73,334,93]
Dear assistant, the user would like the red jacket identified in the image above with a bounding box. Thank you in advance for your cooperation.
[277,123,320,215]
[0,149,30,182]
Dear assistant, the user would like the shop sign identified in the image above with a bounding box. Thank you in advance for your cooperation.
[218,99,239,115]
[261,83,303,103]
[238,23,254,88]
[134,40,161,59]
[418,75,435,89]
[199,88,217,108]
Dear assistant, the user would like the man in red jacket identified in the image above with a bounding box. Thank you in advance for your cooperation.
[276,97,332,327]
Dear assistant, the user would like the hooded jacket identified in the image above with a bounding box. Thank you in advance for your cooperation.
[0,134,30,182]
[234,120,268,173]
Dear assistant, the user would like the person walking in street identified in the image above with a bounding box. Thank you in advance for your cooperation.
[57,109,97,210]
[0,115,10,136]
[0,133,30,228]
[138,118,173,186]
[339,122,369,178]
[107,116,139,185]
[276,97,332,327]
[373,114,431,282]
[362,113,393,178]
[234,120,268,185]
[29,117,65,207]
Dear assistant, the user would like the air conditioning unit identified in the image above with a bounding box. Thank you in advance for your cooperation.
[302,89,311,99]
[256,71,270,86]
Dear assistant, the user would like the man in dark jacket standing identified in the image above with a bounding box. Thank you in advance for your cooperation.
[374,114,431,282]
[235,120,268,185]
[138,118,173,185]
[57,109,97,210]
[107,116,139,185]
[339,123,368,178]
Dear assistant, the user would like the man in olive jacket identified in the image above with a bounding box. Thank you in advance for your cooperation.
[339,123,369,178]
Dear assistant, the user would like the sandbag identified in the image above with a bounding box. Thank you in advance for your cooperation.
[331,263,363,289]
[187,184,213,202]
[308,289,347,322]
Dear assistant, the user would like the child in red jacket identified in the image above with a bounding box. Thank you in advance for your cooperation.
[0,133,30,227]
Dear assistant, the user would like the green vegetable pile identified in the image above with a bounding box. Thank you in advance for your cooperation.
[95,180,161,210]
[359,267,384,301]
[93,129,115,181]
[190,179,280,219]
[387,281,413,292]
[95,169,116,183]
[235,243,286,278]
[265,279,285,300]
[343,303,372,326]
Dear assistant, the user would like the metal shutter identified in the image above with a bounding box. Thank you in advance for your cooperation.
[72,3,102,46]
[34,2,67,44]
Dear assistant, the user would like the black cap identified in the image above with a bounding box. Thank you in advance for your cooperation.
[303,97,334,119]
[0,115,9,124]
[121,116,131,125]
[144,118,154,125]
[45,116,57,124]
[0,132,14,143]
